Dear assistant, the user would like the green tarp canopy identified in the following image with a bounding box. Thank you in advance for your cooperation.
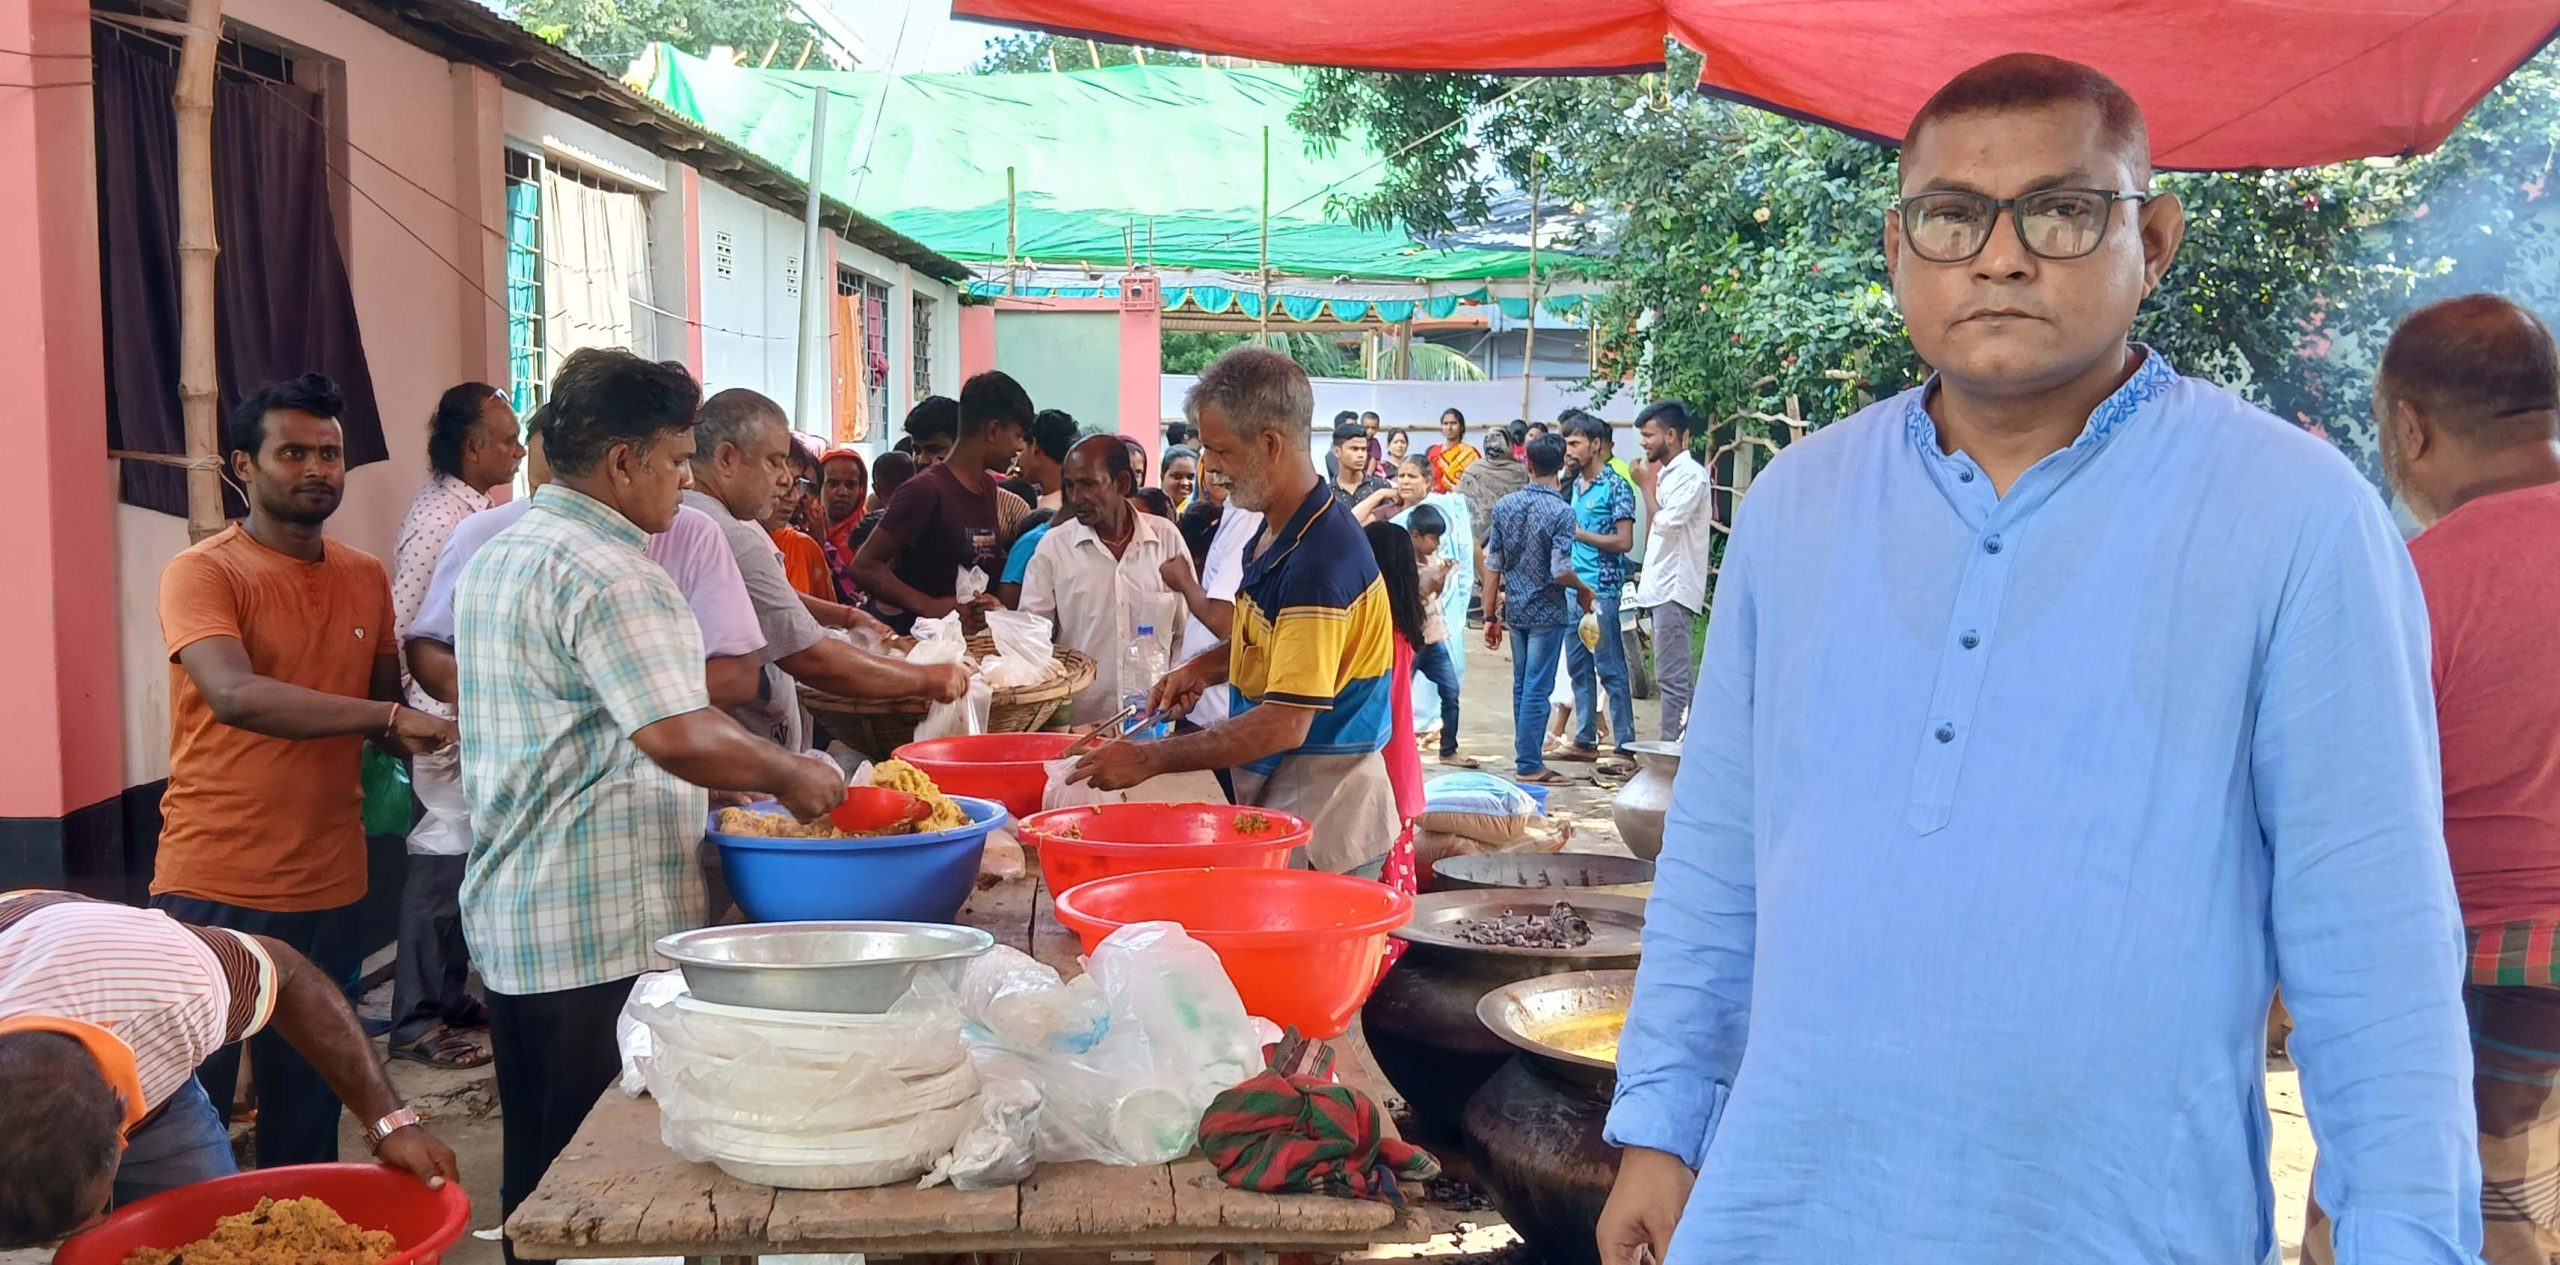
[637,49,1539,285]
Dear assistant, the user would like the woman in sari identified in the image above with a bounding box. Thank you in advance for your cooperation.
[1424,408,1479,492]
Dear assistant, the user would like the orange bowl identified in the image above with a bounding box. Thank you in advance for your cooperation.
[1051,867,1412,1037]
[55,1164,470,1265]
[1021,803,1308,892]
[894,733,1081,821]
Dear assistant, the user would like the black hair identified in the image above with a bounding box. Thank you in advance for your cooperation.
[1332,420,1369,449]
[1163,420,1198,448]
[1386,428,1411,446]
[0,1032,125,1248]
[1407,502,1448,541]
[999,476,1042,506]
[1525,421,1550,436]
[1030,408,1080,463]
[1636,398,1697,437]
[1365,520,1427,650]
[1119,434,1150,485]
[427,382,501,479]
[1134,487,1174,519]
[1525,432,1568,476]
[1333,410,1359,428]
[2380,293,2560,445]
[893,434,920,455]
[229,372,345,462]
[904,395,959,446]
[1161,444,1199,471]
[1562,412,1612,443]
[1016,507,1056,536]
[958,371,1034,439]
[1361,411,1382,423]
[873,449,917,492]
[542,349,702,477]
[1441,407,1466,426]
[1907,53,2152,182]
[1506,419,1529,444]
[1177,497,1222,565]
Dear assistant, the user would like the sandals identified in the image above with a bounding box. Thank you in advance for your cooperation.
[1515,768,1576,785]
[1546,743,1602,763]
[1437,753,1484,769]
[391,1025,491,1070]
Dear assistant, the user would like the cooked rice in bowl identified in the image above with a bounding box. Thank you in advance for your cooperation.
[712,759,969,839]
[120,1196,397,1265]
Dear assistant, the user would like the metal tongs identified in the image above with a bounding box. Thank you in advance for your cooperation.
[1058,702,1155,760]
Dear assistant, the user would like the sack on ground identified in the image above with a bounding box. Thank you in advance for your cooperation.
[1416,771,1543,844]
[1414,820,1568,880]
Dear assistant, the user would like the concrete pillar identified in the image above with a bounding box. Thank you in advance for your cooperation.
[0,0,131,892]
[449,63,505,386]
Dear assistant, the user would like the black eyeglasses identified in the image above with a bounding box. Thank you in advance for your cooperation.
[1894,188,2149,263]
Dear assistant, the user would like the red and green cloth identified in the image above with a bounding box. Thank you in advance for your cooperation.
[1198,1031,1439,1204]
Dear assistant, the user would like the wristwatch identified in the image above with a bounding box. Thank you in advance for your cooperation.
[365,1106,424,1151]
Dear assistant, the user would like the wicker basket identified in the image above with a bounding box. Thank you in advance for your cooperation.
[802,633,1098,763]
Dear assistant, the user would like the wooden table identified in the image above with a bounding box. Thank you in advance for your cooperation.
[506,861,1435,1262]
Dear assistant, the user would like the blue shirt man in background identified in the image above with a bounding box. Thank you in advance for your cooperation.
[1559,410,1637,773]
[1598,53,2478,1265]
[1482,432,1593,784]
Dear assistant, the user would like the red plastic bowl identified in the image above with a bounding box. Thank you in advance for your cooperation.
[55,1164,470,1265]
[1051,867,1413,1038]
[895,733,1081,822]
[1021,803,1308,893]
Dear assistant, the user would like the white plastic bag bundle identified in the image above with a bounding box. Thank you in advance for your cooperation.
[615,970,691,1096]
[1043,754,1126,811]
[908,614,989,738]
[626,972,980,1189]
[955,922,1259,1167]
[954,565,989,607]
[981,609,1057,688]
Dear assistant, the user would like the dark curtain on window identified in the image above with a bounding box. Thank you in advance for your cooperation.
[94,31,386,517]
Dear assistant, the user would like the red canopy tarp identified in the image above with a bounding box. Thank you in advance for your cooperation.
[950,0,2560,169]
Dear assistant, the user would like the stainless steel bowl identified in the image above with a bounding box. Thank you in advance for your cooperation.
[1430,852,1656,894]
[654,921,996,1014]
[1475,968,1636,1089]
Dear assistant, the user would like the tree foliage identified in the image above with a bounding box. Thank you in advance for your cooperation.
[513,0,818,70]
[1293,49,2560,480]
[973,34,1200,74]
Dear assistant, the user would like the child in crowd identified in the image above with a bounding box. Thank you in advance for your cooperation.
[1403,504,1477,768]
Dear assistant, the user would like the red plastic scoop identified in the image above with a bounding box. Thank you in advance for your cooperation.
[828,785,931,834]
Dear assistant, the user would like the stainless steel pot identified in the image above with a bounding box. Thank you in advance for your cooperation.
[1611,740,1682,862]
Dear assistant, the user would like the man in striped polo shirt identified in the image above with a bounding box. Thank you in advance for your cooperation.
[1070,346,1398,875]
[0,890,456,1246]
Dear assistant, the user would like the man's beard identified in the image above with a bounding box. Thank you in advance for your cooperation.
[265,488,340,525]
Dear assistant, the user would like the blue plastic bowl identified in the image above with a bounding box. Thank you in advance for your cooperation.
[708,795,1009,924]
[1514,781,1553,810]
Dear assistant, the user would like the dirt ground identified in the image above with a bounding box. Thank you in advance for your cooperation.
[19,633,2316,1265]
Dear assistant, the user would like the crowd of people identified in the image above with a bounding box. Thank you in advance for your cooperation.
[4,47,2559,1265]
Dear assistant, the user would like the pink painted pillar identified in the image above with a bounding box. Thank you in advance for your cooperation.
[0,0,128,888]
[680,169,705,378]
[1117,274,1164,456]
[450,64,506,385]
[958,302,996,378]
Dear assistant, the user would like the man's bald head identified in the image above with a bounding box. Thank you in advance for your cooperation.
[2380,294,2560,448]
[1904,53,2152,186]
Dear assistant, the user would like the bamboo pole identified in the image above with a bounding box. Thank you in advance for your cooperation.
[1005,166,1019,294]
[1085,38,1102,69]
[793,86,830,430]
[176,0,224,541]
[1256,125,1270,340]
[1519,152,1540,423]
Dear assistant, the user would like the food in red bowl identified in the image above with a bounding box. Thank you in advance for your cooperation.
[894,733,1080,822]
[1050,867,1412,1038]
[54,1164,469,1265]
[1020,803,1308,893]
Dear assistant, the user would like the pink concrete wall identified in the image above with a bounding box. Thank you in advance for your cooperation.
[0,0,123,816]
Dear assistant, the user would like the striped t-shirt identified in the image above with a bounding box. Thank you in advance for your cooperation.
[1229,481,1394,776]
[0,890,277,1113]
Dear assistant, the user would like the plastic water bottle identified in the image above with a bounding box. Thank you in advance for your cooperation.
[1121,625,1170,738]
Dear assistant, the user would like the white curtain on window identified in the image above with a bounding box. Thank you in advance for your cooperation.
[542,171,655,361]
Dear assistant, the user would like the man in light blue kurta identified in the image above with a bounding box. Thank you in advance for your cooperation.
[1601,55,2478,1265]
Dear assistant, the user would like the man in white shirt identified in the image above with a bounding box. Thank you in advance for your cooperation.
[385,382,521,1068]
[1628,399,1709,741]
[1021,434,1188,726]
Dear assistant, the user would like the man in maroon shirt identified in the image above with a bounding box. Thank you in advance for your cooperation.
[2374,292,2560,1265]
[850,371,1032,629]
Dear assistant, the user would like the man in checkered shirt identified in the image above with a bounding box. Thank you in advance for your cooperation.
[451,349,843,1260]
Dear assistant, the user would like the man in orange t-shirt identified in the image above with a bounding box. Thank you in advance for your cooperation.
[152,373,455,1171]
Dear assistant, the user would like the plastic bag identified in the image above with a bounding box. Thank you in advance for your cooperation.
[908,616,990,738]
[1043,755,1126,812]
[919,1072,1041,1190]
[616,970,691,1096]
[627,971,980,1189]
[954,565,989,607]
[956,922,1260,1167]
[982,609,1057,688]
[361,747,413,836]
